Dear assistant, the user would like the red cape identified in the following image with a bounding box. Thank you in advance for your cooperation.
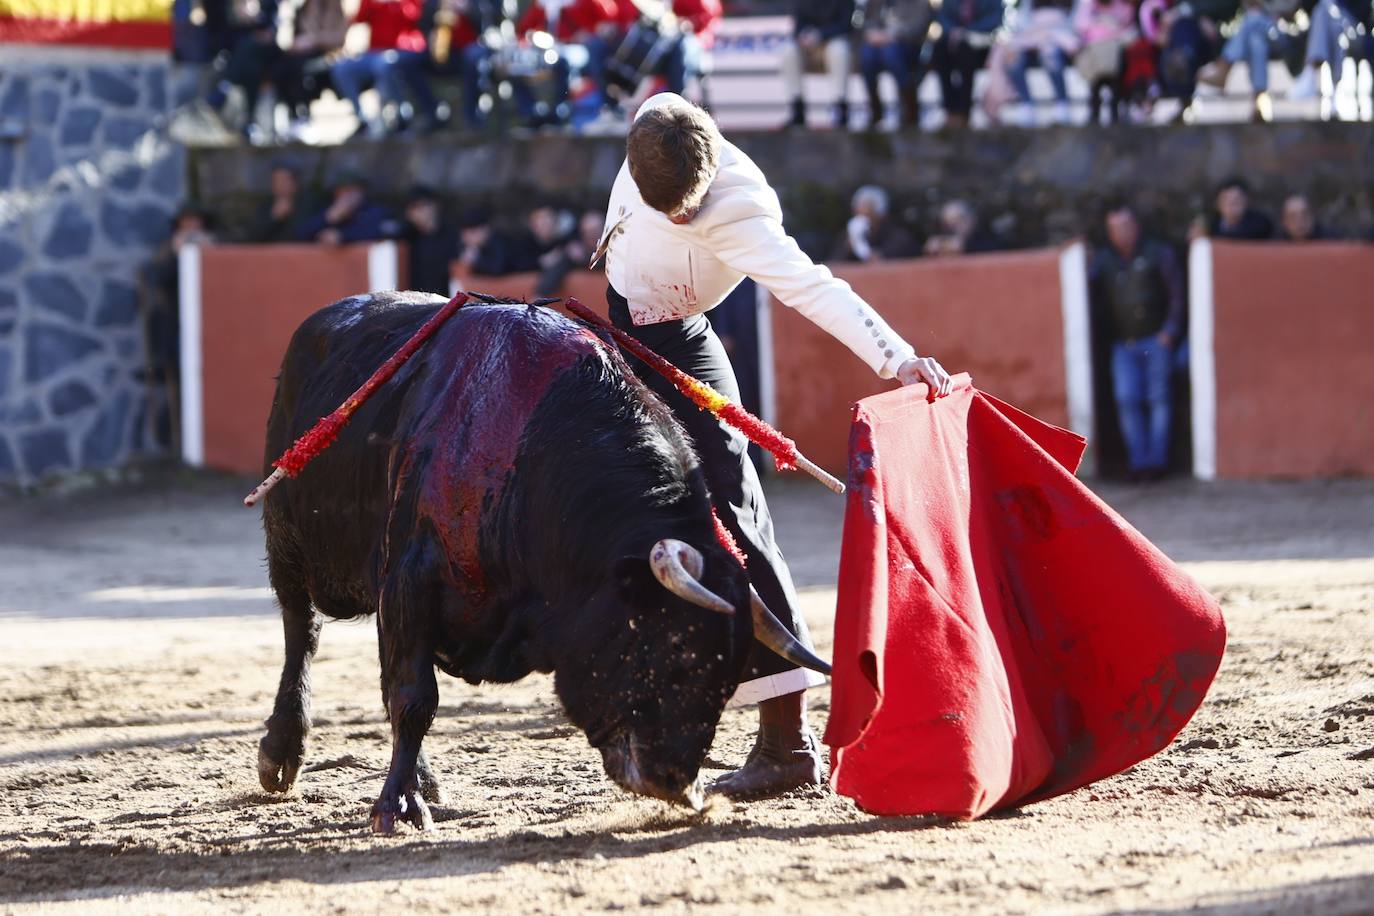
[824,377,1226,818]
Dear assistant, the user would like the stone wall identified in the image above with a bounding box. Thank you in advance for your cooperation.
[0,47,189,488]
[191,121,1374,252]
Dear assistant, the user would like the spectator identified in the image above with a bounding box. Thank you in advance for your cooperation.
[534,210,606,296]
[271,0,350,141]
[510,204,576,272]
[832,186,921,261]
[456,206,512,276]
[426,0,505,129]
[858,0,932,130]
[251,163,313,243]
[664,0,723,96]
[403,186,460,295]
[988,0,1079,127]
[924,200,1003,256]
[930,0,1005,129]
[1155,0,1238,122]
[513,0,622,128]
[1275,193,1330,241]
[1190,177,1275,240]
[297,174,403,244]
[170,0,282,143]
[1073,0,1137,124]
[1288,0,1359,102]
[1196,0,1300,122]
[332,0,440,139]
[780,0,857,129]
[1090,203,1185,482]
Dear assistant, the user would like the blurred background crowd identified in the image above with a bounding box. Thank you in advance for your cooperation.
[169,0,1374,147]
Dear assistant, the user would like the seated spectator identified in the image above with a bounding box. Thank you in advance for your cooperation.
[1089,203,1185,482]
[426,0,504,129]
[858,0,932,130]
[332,0,440,139]
[170,0,281,143]
[1288,0,1359,102]
[535,210,606,296]
[985,0,1079,127]
[832,186,921,262]
[1275,193,1331,241]
[1197,0,1299,122]
[297,174,403,244]
[1155,0,1237,123]
[780,0,857,129]
[512,0,622,129]
[931,0,1005,129]
[1189,176,1274,240]
[403,186,459,295]
[509,204,576,272]
[924,200,1003,256]
[1073,0,1138,124]
[663,0,722,97]
[271,0,349,141]
[251,163,314,243]
[456,206,513,276]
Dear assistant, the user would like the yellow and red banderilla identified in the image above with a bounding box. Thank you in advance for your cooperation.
[243,294,844,509]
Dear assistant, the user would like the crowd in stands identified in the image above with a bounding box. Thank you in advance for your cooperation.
[171,0,1374,144]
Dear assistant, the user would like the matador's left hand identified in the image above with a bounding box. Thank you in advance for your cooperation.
[897,356,953,397]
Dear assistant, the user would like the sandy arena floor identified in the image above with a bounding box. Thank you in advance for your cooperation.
[1,474,1372,914]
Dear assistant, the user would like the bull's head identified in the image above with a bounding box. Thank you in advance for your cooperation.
[551,535,830,810]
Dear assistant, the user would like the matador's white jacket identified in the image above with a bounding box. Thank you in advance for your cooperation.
[603,93,919,380]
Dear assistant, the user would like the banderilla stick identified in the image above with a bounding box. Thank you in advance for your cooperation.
[243,292,472,508]
[563,298,846,496]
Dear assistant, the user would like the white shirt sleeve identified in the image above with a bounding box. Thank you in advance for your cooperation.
[704,209,918,379]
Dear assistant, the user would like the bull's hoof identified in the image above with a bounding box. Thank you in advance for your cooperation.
[370,791,434,835]
[258,736,303,794]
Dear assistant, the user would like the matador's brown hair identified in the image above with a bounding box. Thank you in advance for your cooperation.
[626,98,722,218]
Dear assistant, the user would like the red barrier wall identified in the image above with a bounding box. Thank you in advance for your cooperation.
[198,244,376,474]
[772,252,1069,473]
[1210,242,1374,478]
[451,267,612,320]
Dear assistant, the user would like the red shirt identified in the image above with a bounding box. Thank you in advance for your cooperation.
[672,0,720,46]
[355,0,427,52]
[517,0,619,41]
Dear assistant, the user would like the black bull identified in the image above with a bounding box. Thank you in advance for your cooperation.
[258,292,827,832]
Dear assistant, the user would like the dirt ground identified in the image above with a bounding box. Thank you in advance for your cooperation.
[1,473,1372,914]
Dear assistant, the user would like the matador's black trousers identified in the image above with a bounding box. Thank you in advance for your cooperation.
[608,285,823,703]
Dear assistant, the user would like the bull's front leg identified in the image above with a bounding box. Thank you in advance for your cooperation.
[370,546,440,835]
[259,557,322,793]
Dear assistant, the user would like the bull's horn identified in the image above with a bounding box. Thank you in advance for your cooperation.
[649,539,735,615]
[750,587,833,676]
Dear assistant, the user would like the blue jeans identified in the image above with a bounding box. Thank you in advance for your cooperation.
[859,39,921,96]
[1221,10,1275,92]
[1305,0,1357,66]
[1007,46,1069,103]
[1112,337,1173,472]
[332,50,438,124]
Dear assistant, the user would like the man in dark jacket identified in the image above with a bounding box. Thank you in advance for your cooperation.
[403,186,459,295]
[297,174,403,244]
[1205,176,1274,240]
[780,0,857,128]
[930,0,1003,128]
[1090,203,1186,481]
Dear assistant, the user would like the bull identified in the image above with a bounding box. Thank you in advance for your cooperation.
[257,292,829,833]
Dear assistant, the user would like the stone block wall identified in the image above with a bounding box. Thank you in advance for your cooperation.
[0,47,189,487]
